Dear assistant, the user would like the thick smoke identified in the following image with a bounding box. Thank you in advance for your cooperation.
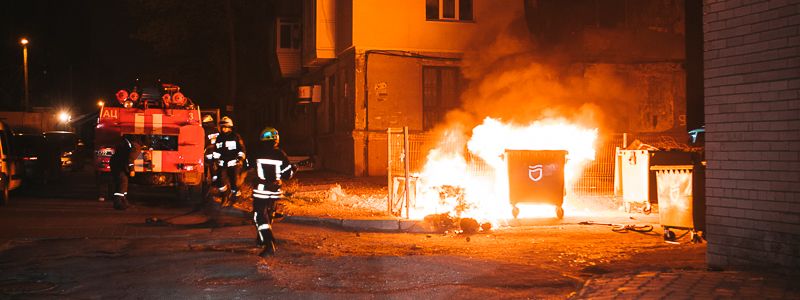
[430,10,640,140]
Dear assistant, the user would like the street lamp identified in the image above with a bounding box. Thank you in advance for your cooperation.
[57,111,71,123]
[20,37,29,111]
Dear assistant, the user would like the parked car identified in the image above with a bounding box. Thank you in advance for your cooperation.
[12,133,60,185]
[44,131,85,172]
[0,122,23,205]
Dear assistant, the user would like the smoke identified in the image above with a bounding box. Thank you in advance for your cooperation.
[430,10,640,141]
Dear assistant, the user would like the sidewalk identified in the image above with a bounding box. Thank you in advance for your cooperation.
[573,269,800,299]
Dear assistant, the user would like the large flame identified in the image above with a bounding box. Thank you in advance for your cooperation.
[409,117,598,223]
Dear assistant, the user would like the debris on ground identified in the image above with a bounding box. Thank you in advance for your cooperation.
[459,218,480,234]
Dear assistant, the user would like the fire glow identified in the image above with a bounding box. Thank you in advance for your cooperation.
[410,117,598,223]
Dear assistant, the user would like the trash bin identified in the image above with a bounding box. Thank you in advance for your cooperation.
[506,150,567,219]
[616,150,694,214]
[651,163,705,242]
[617,149,653,214]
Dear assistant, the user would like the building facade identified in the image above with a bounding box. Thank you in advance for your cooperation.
[278,0,690,176]
[276,0,524,176]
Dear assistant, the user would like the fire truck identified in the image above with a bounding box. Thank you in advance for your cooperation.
[95,83,205,202]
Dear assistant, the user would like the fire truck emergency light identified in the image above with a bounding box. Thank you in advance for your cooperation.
[172,92,186,106]
[129,91,140,101]
[116,90,129,104]
[162,94,172,106]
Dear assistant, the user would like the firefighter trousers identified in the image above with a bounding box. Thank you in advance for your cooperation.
[215,164,242,197]
[253,197,277,246]
[112,170,130,209]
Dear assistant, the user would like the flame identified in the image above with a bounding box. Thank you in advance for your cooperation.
[409,117,598,224]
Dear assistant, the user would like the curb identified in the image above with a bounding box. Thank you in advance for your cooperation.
[284,216,438,233]
[215,205,437,233]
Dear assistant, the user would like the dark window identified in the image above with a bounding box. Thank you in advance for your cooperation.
[426,0,473,21]
[280,24,292,48]
[0,130,7,157]
[278,21,300,49]
[44,132,78,153]
[426,0,438,20]
[13,135,47,156]
[459,0,473,21]
[442,0,456,19]
[422,67,462,131]
[132,134,179,151]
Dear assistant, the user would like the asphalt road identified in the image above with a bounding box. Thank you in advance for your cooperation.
[0,169,706,299]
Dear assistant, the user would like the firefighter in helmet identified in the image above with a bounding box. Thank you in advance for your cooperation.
[201,114,219,193]
[211,116,246,206]
[250,126,295,255]
[110,134,140,210]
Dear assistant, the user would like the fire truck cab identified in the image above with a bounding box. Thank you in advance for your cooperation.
[95,83,204,202]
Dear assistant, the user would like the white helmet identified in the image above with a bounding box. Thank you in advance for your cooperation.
[220,116,234,128]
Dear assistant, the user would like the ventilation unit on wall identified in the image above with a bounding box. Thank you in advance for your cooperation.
[297,85,322,104]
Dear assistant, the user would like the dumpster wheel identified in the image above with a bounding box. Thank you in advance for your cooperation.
[663,229,676,241]
[555,206,564,219]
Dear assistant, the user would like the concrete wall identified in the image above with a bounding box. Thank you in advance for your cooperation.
[703,0,800,269]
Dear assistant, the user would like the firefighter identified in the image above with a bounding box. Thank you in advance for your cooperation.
[201,114,219,194]
[110,134,140,210]
[250,126,295,255]
[211,116,246,207]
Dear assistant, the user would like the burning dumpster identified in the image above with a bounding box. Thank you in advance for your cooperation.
[506,150,567,219]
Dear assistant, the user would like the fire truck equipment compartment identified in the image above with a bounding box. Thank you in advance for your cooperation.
[505,150,567,219]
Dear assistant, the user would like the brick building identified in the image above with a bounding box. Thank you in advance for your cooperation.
[703,0,800,269]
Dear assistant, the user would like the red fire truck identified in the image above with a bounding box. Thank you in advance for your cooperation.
[95,83,205,202]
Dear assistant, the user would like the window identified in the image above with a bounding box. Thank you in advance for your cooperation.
[131,134,179,151]
[426,0,473,21]
[277,19,300,50]
[423,67,462,130]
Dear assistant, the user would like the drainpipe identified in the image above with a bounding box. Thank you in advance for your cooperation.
[363,50,372,177]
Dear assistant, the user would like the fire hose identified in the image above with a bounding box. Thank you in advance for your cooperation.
[578,221,654,233]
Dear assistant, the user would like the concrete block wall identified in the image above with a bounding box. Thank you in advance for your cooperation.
[703,0,800,269]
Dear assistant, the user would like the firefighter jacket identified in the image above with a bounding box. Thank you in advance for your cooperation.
[250,143,295,199]
[212,131,246,167]
[203,127,219,161]
[110,137,139,174]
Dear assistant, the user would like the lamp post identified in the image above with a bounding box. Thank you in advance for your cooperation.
[20,38,29,111]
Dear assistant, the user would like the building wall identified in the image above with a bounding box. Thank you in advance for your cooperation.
[352,0,524,53]
[314,48,358,175]
[703,0,800,269]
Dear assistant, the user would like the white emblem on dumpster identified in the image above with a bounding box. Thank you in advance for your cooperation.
[528,165,543,182]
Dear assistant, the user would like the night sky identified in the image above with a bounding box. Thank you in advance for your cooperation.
[2,1,140,114]
[1,0,276,117]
